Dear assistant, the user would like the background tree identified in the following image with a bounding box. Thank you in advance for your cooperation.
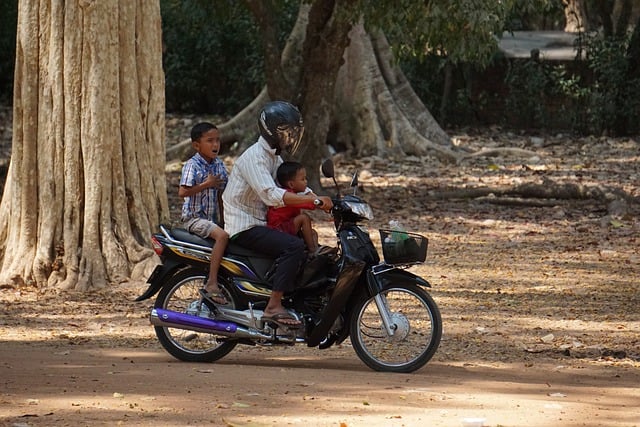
[205,0,524,187]
[0,0,168,290]
[2,0,638,290]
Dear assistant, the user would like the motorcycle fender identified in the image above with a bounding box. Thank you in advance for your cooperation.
[134,260,183,301]
[307,256,366,348]
[368,267,431,293]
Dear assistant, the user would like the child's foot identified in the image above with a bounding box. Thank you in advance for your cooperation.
[200,284,228,306]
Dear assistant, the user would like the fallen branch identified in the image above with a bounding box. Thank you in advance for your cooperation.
[474,196,561,207]
[425,177,638,217]
[429,178,636,204]
[458,147,541,162]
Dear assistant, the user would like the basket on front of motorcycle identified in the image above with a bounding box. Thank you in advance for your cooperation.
[324,157,428,269]
[379,222,428,267]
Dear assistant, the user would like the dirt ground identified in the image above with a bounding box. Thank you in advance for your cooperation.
[1,115,639,427]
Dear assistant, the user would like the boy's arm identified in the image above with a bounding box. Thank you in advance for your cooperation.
[178,174,221,198]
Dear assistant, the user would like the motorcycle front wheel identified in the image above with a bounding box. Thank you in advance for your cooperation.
[153,267,238,362]
[350,283,442,373]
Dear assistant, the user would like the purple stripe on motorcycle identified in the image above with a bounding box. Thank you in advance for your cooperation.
[153,308,238,333]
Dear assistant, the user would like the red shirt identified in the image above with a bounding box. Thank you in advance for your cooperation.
[267,189,315,234]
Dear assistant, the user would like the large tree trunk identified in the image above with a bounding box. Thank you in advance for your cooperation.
[0,0,168,290]
[214,2,457,190]
[292,0,355,177]
[333,25,456,162]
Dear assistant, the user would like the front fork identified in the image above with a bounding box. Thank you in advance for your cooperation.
[366,264,432,336]
[373,293,397,336]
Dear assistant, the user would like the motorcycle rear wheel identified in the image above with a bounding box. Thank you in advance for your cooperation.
[153,267,238,362]
[350,283,442,373]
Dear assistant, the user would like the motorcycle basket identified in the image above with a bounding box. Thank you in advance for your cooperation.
[379,229,428,265]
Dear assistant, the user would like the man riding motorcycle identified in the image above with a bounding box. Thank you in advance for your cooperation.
[221,101,333,328]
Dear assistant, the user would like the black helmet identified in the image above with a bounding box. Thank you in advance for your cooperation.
[258,101,304,155]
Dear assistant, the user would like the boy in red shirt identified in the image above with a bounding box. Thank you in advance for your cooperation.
[267,161,326,257]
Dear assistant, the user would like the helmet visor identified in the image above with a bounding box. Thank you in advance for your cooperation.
[277,124,304,155]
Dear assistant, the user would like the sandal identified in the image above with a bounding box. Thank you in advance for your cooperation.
[199,288,228,311]
[261,311,302,329]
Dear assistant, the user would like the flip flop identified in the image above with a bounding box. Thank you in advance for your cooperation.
[261,312,302,329]
[199,288,228,311]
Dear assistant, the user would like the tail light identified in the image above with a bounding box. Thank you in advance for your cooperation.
[151,236,163,256]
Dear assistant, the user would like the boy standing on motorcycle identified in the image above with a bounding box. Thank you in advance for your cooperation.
[222,102,333,327]
[179,122,230,307]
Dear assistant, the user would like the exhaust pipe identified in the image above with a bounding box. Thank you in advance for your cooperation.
[150,308,272,340]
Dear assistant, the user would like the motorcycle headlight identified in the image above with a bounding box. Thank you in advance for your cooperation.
[344,201,374,220]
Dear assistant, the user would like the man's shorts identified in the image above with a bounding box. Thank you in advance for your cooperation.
[182,217,218,239]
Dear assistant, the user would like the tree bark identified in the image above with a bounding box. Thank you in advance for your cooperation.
[563,0,589,32]
[292,0,354,186]
[0,0,168,290]
[244,0,296,100]
[333,25,456,162]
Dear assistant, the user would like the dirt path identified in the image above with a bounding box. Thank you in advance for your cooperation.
[1,127,639,426]
[1,336,639,427]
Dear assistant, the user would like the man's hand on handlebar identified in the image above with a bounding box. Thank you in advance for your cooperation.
[314,196,333,212]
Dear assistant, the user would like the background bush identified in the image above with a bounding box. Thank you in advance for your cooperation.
[161,0,265,114]
[0,0,17,103]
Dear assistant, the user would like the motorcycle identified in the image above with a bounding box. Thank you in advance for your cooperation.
[136,159,442,373]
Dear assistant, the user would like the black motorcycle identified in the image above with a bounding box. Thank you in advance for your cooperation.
[136,159,441,373]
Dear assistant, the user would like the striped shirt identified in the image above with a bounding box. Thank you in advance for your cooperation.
[180,153,228,223]
[222,137,287,237]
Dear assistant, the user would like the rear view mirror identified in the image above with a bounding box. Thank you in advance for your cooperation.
[321,158,340,196]
[321,158,335,178]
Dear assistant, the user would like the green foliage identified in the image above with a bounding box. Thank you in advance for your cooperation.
[0,0,17,102]
[4,0,636,137]
[161,0,299,114]
[501,31,640,135]
[366,0,513,67]
[547,65,590,131]
[398,55,446,114]
[583,33,640,135]
[504,0,564,31]
[161,0,265,113]
[504,57,555,128]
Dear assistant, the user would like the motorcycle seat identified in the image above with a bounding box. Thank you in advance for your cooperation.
[171,227,213,247]
[170,227,271,259]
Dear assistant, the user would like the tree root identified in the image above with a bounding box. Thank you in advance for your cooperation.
[427,177,638,217]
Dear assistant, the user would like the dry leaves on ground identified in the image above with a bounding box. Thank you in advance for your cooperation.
[0,123,638,370]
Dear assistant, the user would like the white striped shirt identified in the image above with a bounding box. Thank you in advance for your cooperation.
[222,137,287,237]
